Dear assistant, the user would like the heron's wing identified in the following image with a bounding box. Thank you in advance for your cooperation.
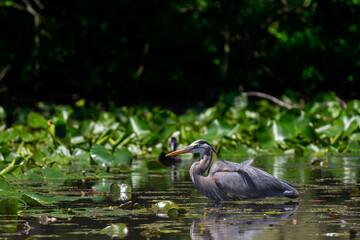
[221,159,254,172]
[214,166,298,199]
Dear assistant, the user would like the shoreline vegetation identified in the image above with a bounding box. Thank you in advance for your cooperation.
[0,92,359,175]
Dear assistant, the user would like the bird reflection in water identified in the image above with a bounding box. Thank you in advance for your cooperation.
[191,202,298,240]
[158,137,182,184]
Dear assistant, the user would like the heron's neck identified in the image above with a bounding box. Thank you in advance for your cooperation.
[190,147,218,199]
[197,147,213,175]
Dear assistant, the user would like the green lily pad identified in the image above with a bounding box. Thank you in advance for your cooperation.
[114,148,132,167]
[42,167,65,181]
[99,223,128,238]
[167,207,179,219]
[130,116,151,138]
[21,194,43,207]
[153,200,179,211]
[27,112,48,129]
[91,144,132,168]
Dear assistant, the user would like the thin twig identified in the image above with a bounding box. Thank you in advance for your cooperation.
[34,0,45,10]
[241,91,295,109]
[0,64,11,82]
[22,0,39,17]
[10,2,26,11]
[335,97,347,109]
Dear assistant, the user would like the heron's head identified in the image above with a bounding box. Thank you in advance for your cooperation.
[166,139,213,156]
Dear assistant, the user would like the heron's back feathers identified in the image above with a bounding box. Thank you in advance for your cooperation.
[212,161,299,200]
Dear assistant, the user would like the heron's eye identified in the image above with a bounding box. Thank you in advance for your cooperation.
[196,144,200,148]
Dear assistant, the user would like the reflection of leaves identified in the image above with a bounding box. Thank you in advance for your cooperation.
[327,209,341,219]
[167,208,178,219]
[310,158,328,168]
[0,197,18,214]
[349,187,359,196]
[110,183,132,201]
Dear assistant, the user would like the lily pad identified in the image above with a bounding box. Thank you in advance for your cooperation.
[99,223,128,238]
[167,207,179,219]
[27,112,48,129]
[153,200,179,211]
[42,167,66,182]
[130,116,151,138]
[91,144,132,168]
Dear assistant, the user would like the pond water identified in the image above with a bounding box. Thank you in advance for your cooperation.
[2,154,360,239]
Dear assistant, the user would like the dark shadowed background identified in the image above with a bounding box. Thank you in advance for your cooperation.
[1,0,360,112]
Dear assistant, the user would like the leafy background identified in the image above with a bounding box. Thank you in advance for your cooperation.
[0,0,360,176]
[1,0,360,110]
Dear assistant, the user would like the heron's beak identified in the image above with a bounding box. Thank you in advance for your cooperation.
[166,146,193,157]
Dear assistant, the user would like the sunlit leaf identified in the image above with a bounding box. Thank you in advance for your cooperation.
[129,116,151,138]
[152,200,179,211]
[27,112,48,129]
[203,119,239,143]
[91,144,131,167]
[22,191,57,204]
[114,148,132,166]
[90,144,115,167]
[256,121,278,149]
[21,194,43,206]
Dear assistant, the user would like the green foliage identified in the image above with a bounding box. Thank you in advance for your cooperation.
[0,93,359,185]
[0,197,18,214]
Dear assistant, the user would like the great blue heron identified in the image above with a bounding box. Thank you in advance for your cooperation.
[166,139,299,201]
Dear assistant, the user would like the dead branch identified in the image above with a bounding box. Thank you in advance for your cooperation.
[241,91,295,109]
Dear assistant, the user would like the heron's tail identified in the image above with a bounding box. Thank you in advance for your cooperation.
[280,180,299,199]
